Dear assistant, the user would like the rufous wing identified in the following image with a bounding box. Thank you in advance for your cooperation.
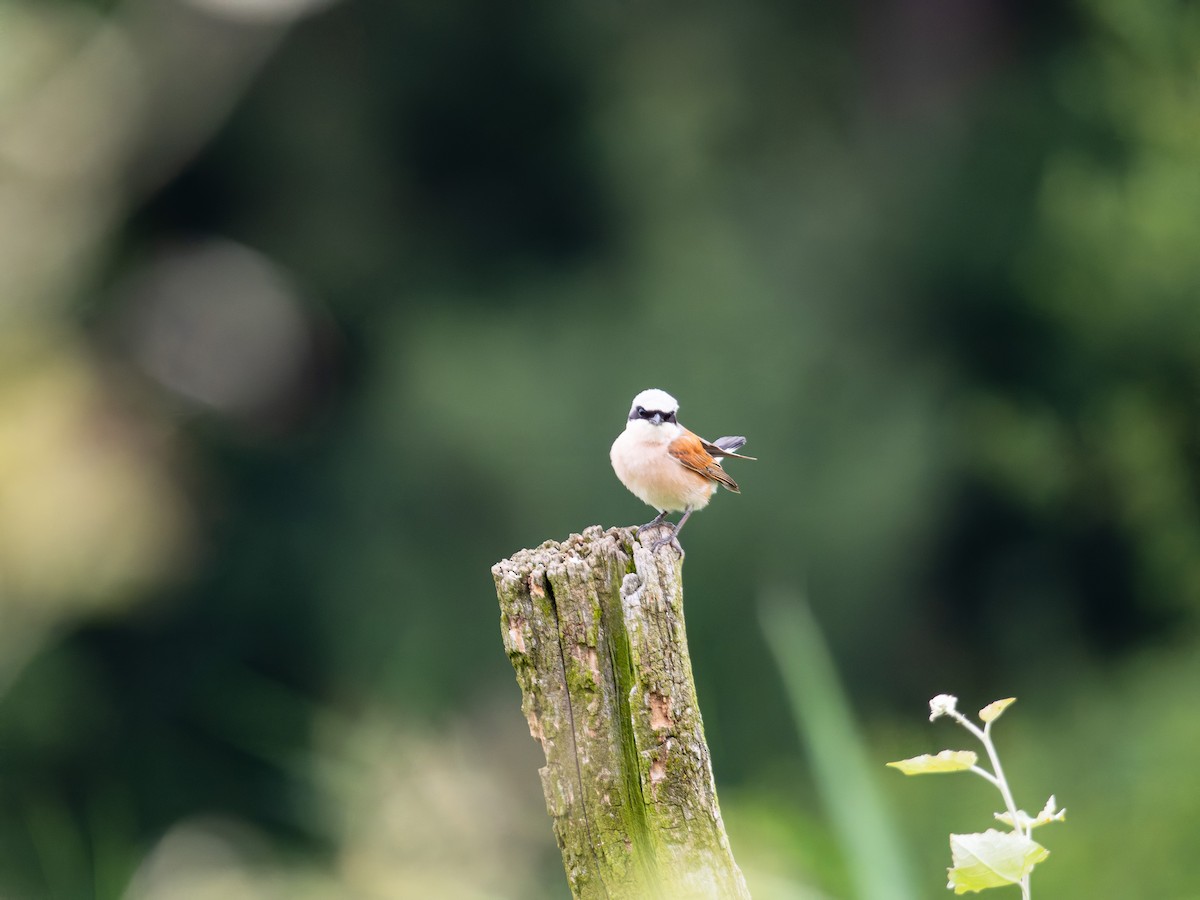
[669,431,740,492]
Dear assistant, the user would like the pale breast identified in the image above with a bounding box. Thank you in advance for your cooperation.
[611,430,716,513]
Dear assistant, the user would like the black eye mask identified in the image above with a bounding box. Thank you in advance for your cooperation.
[630,407,677,423]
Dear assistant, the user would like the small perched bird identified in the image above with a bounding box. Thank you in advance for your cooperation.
[610,388,755,552]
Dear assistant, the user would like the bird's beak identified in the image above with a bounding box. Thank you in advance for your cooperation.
[650,412,665,425]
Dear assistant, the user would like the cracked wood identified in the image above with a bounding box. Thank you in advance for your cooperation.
[493,525,750,899]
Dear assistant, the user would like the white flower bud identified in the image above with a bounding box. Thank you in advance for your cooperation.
[929,694,959,722]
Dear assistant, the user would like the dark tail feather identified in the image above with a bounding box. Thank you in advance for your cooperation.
[707,436,756,460]
[712,435,746,452]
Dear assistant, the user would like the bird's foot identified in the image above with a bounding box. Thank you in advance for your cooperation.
[635,511,669,538]
[648,527,683,556]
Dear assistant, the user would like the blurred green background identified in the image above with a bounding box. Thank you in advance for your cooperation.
[2,0,1199,896]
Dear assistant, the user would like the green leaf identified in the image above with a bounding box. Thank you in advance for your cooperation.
[886,750,978,775]
[947,830,1049,894]
[979,698,1016,724]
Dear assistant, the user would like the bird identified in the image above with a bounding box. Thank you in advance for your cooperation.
[610,388,754,552]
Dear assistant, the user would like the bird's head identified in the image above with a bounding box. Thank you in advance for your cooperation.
[627,388,679,428]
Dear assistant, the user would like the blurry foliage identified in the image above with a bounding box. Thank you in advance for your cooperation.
[1,0,1199,896]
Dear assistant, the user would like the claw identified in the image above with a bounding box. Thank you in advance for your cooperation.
[634,504,694,556]
[635,510,669,537]
[650,530,683,556]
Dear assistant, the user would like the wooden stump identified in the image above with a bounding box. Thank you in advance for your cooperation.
[492,525,750,899]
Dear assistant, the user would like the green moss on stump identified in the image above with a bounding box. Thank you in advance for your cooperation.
[493,526,749,900]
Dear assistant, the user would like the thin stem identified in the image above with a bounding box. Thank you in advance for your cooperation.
[979,728,1023,837]
[953,712,1031,900]
[968,765,1001,789]
[949,710,987,744]
[951,711,1023,834]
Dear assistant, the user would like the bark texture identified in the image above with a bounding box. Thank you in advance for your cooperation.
[493,525,750,899]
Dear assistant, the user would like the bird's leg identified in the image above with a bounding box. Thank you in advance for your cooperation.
[635,510,670,538]
[651,506,694,554]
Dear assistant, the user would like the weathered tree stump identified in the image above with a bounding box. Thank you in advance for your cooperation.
[492,525,750,899]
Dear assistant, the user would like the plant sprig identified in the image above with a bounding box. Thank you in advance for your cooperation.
[888,695,1065,898]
